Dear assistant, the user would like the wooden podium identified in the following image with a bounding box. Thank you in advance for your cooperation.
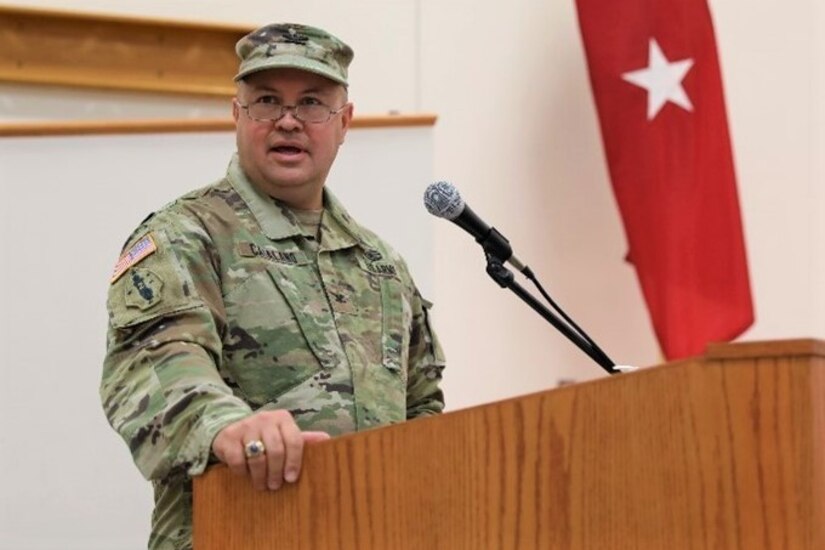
[193,339,825,549]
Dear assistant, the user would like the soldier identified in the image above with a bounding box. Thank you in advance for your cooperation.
[100,23,445,550]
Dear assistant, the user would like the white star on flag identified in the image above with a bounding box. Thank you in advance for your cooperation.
[622,39,695,120]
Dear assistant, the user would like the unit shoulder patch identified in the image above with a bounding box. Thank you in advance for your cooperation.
[124,268,164,310]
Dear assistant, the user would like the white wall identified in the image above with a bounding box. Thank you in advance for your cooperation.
[814,0,825,336]
[1,0,824,547]
[0,128,433,549]
[714,0,820,340]
[421,0,651,406]
[420,0,825,407]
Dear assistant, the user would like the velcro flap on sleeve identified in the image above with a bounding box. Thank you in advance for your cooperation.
[108,229,203,328]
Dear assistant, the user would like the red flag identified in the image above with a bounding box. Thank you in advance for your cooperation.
[574,0,754,359]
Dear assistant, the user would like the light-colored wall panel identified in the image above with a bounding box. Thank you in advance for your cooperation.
[420,0,825,410]
[0,126,433,548]
[0,82,230,121]
[421,0,658,409]
[713,0,818,339]
[814,0,825,336]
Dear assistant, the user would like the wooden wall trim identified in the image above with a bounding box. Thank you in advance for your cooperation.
[0,7,438,137]
[0,5,253,32]
[0,114,438,137]
[0,5,249,96]
[705,338,825,360]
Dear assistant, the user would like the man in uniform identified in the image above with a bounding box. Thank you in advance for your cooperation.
[100,23,445,550]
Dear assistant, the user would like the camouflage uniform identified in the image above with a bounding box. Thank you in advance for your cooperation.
[100,156,446,549]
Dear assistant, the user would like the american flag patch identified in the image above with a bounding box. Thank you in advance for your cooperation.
[110,234,157,284]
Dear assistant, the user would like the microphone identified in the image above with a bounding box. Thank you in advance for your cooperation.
[423,181,530,274]
[423,181,619,374]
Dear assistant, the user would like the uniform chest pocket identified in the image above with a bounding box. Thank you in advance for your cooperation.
[222,264,347,406]
[352,255,412,376]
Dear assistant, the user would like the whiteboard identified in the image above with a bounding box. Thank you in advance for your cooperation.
[0,126,433,549]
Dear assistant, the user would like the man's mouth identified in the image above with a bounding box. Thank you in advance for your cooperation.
[271,145,305,155]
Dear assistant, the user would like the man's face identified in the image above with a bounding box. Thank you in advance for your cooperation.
[233,68,353,209]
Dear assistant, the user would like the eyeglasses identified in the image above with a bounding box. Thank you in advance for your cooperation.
[237,100,348,124]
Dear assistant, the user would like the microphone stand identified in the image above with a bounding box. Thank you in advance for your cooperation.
[484,253,617,375]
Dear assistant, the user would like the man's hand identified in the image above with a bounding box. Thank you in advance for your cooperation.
[211,410,329,491]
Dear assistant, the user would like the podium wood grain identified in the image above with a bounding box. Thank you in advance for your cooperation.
[194,339,825,549]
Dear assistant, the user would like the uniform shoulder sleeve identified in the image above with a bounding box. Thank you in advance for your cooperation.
[101,208,251,480]
[108,216,203,328]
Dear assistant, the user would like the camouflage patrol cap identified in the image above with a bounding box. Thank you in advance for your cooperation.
[234,23,354,86]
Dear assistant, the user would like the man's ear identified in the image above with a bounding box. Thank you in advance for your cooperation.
[232,98,241,123]
[339,102,354,144]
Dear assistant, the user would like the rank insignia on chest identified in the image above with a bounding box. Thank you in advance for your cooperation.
[110,233,157,284]
[364,249,383,262]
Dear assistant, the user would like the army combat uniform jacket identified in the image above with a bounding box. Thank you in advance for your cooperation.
[100,156,446,549]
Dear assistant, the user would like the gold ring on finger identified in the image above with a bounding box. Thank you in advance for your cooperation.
[244,439,266,460]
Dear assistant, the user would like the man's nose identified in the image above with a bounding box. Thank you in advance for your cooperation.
[275,107,302,130]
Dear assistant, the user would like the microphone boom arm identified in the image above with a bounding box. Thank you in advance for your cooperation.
[483,253,617,375]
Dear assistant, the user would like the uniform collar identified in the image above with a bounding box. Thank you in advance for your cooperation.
[227,154,364,250]
[321,189,362,252]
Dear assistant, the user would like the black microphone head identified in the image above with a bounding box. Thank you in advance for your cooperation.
[424,181,464,221]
